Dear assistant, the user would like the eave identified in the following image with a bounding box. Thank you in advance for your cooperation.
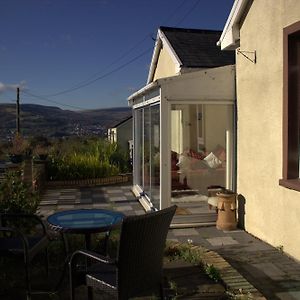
[217,0,250,50]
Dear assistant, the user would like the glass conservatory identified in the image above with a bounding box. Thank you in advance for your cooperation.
[128,65,236,214]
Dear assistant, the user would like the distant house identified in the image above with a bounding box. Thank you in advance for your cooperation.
[218,0,300,261]
[107,116,132,153]
[128,26,235,218]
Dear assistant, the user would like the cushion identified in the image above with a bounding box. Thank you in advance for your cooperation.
[204,152,222,169]
[183,149,205,160]
[190,158,209,170]
[212,145,226,161]
[176,154,191,171]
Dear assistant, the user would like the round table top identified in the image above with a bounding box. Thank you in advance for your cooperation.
[47,209,124,234]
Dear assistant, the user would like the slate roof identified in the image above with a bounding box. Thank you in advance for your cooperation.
[110,116,132,128]
[160,26,235,68]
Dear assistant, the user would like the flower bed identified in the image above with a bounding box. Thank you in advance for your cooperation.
[165,242,266,299]
[46,173,132,188]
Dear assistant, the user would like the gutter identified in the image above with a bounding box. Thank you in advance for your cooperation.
[127,81,158,105]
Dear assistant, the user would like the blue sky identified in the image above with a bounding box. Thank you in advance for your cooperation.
[0,0,234,110]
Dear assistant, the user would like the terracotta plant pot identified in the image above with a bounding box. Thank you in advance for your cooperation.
[9,154,23,164]
[38,154,48,160]
[216,190,237,231]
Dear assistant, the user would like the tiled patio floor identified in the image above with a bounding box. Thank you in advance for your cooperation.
[38,183,300,300]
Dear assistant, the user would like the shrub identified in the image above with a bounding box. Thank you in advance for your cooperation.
[109,147,131,173]
[47,138,129,180]
[0,171,39,214]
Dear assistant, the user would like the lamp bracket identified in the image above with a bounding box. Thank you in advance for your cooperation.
[237,48,256,64]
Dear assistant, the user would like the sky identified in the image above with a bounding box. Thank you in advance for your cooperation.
[0,0,234,111]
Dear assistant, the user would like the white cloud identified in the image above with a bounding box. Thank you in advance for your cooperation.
[0,81,27,94]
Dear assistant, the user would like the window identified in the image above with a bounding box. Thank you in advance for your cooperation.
[280,21,300,191]
[170,103,233,201]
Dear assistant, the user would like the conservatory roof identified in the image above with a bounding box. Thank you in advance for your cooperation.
[128,65,236,106]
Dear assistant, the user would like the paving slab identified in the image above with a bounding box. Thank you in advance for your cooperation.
[206,236,239,246]
[38,183,300,299]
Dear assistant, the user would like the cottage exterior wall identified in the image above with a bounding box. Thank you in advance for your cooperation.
[237,0,300,260]
[153,46,178,81]
[116,119,132,152]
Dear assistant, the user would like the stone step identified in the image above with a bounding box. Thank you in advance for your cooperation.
[172,213,217,228]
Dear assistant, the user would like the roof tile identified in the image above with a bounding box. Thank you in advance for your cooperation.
[160,26,235,68]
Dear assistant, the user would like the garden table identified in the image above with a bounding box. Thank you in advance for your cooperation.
[47,209,124,295]
[47,208,124,250]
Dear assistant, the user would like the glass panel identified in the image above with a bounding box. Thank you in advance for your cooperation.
[133,104,160,209]
[134,109,143,187]
[170,103,233,203]
[296,40,300,178]
[288,35,300,178]
[150,104,160,208]
[143,107,151,195]
[145,88,160,101]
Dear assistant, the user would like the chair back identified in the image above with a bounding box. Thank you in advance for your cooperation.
[116,205,176,299]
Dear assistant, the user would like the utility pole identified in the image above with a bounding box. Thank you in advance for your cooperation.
[16,87,20,135]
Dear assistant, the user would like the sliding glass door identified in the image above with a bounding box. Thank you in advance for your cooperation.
[133,104,160,209]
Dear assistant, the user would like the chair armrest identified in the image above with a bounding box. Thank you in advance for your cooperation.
[68,249,117,292]
[69,249,116,267]
[0,213,48,236]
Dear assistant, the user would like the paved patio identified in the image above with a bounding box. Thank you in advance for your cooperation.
[38,183,300,300]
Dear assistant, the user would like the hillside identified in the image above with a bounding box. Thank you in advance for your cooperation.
[0,103,131,140]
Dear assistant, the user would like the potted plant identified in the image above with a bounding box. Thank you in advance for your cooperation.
[34,144,49,160]
[8,134,30,163]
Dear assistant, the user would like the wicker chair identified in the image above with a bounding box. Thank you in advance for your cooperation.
[0,213,50,300]
[69,205,177,300]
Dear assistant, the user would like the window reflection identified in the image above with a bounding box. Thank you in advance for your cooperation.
[170,104,233,203]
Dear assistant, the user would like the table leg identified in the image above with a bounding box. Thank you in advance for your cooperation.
[104,231,109,254]
[84,233,94,299]
[85,233,91,250]
[62,232,69,256]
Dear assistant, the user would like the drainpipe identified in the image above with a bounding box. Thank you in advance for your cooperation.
[232,70,238,193]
